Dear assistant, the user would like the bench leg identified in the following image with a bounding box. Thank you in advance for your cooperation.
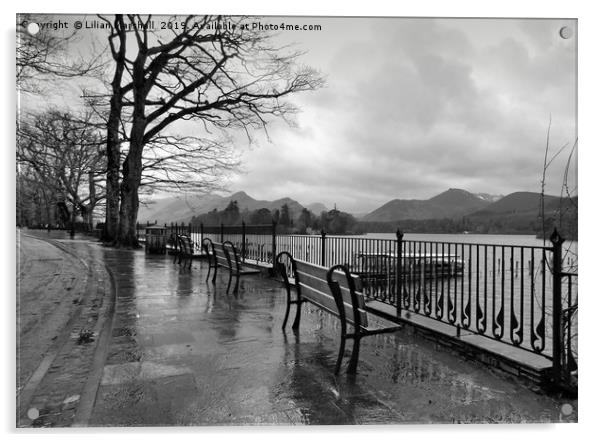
[335,335,346,375]
[291,292,302,330]
[226,273,233,294]
[281,285,292,330]
[346,336,361,374]
[233,274,240,294]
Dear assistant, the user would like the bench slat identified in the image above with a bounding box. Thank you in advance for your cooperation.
[213,245,228,262]
[215,255,228,263]
[212,241,261,275]
[295,259,363,291]
[296,269,366,310]
[299,281,368,327]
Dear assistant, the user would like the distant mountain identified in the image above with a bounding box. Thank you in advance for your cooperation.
[474,193,504,203]
[138,191,325,224]
[466,191,577,239]
[468,191,565,217]
[138,193,225,224]
[306,202,329,215]
[362,199,433,222]
[428,188,492,215]
[227,192,306,219]
[362,188,492,222]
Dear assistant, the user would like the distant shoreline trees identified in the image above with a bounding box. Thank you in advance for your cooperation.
[190,201,362,235]
[188,199,577,240]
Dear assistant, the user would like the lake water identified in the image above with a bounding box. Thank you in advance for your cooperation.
[366,232,578,268]
[365,232,574,248]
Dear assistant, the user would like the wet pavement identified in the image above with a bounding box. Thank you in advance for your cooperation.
[17,234,88,391]
[18,231,577,426]
[17,231,114,427]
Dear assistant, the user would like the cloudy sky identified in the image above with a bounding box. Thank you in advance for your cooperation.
[224,17,577,213]
[19,15,577,214]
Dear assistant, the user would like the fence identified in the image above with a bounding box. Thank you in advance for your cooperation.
[137,221,577,385]
[137,221,276,263]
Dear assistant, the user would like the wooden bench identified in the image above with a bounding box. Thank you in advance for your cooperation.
[202,238,261,293]
[173,234,194,268]
[276,251,402,374]
[201,238,217,281]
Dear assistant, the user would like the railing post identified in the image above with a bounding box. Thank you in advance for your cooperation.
[200,223,204,244]
[188,222,191,236]
[550,228,565,384]
[241,221,246,262]
[170,222,175,254]
[220,223,224,243]
[163,223,167,255]
[320,230,326,267]
[271,221,277,271]
[396,229,404,317]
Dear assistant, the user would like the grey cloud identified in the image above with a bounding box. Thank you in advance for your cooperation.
[230,18,576,213]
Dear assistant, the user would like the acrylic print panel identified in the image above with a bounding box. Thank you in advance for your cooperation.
[16,14,577,427]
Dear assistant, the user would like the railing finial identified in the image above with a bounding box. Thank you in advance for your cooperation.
[550,227,564,245]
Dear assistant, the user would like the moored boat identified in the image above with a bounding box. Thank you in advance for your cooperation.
[349,251,464,282]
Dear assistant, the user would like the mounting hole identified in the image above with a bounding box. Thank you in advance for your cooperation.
[27,22,40,35]
[559,26,573,39]
[561,403,573,416]
[27,407,39,420]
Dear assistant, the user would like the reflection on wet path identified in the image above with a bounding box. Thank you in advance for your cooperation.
[82,244,574,426]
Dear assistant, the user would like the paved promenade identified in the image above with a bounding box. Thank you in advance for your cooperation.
[17,230,577,426]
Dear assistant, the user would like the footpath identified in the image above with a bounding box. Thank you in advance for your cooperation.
[17,231,114,427]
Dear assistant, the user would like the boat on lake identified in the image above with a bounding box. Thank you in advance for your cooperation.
[349,251,464,285]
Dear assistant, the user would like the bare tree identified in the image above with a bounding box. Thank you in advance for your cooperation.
[17,109,106,230]
[538,118,578,381]
[539,116,578,243]
[94,14,323,247]
[139,134,240,193]
[16,14,101,94]
[97,14,129,242]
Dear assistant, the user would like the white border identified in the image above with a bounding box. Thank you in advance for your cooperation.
[3,1,600,441]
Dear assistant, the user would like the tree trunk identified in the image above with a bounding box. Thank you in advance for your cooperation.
[70,202,76,237]
[117,102,146,247]
[117,140,144,247]
[116,46,148,248]
[103,119,120,241]
[87,170,96,230]
[117,154,140,247]
[102,15,126,243]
